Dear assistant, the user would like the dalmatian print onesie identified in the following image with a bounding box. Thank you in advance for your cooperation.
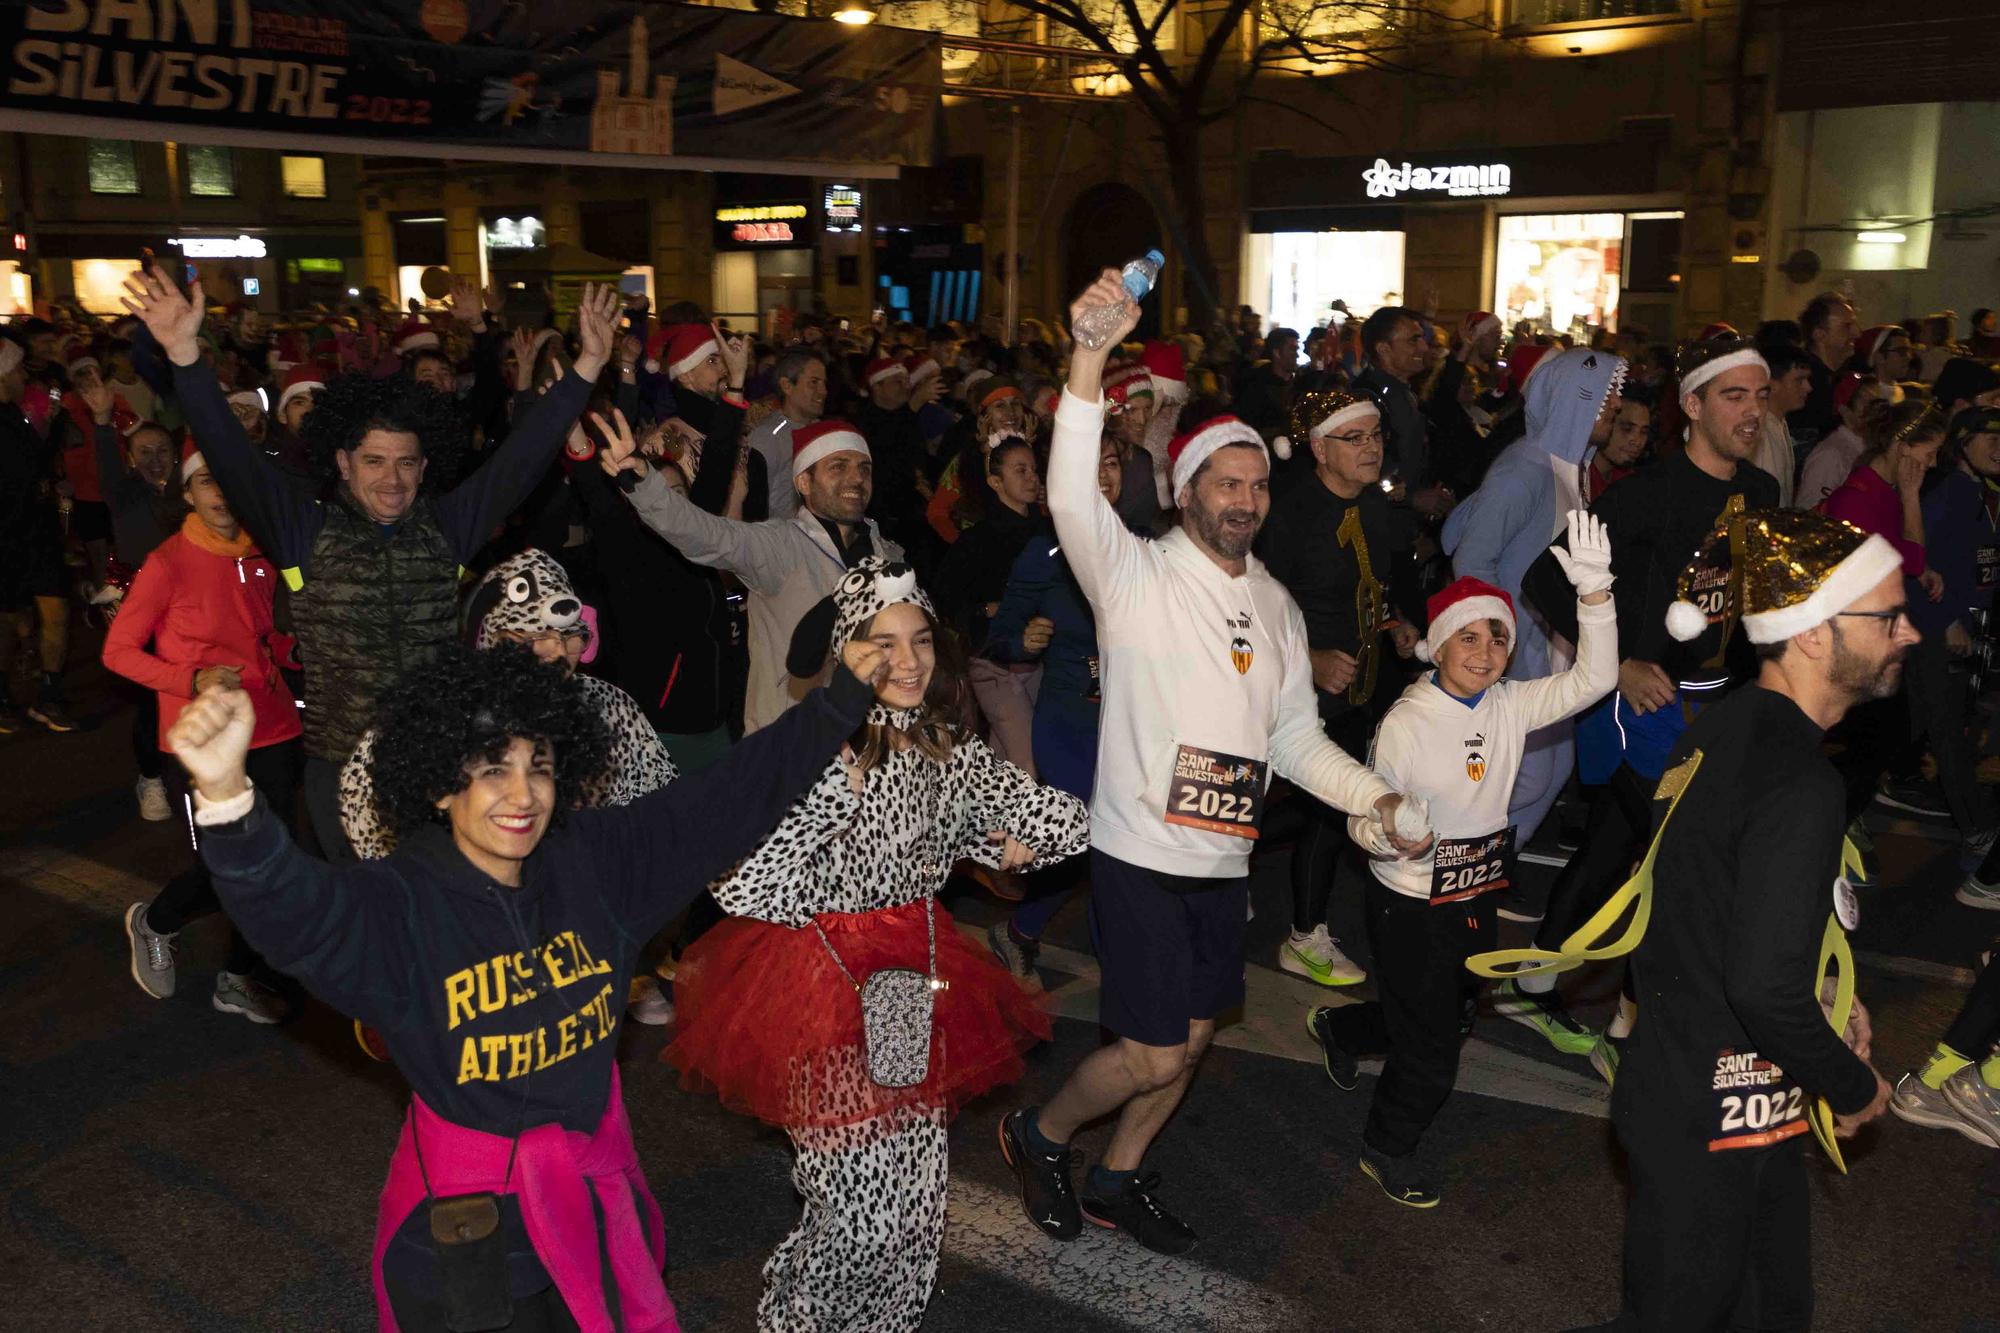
[665,558,1090,1333]
[337,549,677,858]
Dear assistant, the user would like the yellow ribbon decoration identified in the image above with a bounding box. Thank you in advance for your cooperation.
[1466,755,1860,1171]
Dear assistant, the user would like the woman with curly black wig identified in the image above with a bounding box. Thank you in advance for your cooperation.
[125,265,620,865]
[163,636,889,1333]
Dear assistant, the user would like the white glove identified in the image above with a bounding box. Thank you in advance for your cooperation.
[1549,508,1615,597]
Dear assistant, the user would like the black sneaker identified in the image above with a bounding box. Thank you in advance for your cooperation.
[1305,1006,1358,1090]
[1079,1171,1197,1255]
[1875,776,1950,819]
[998,1110,1081,1240]
[1359,1147,1440,1209]
[1554,818,1585,853]
[27,697,76,733]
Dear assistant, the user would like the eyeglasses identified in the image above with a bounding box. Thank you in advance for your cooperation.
[1832,606,1910,630]
[1326,428,1385,447]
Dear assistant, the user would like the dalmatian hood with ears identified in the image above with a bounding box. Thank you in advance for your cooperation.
[785,556,936,681]
[464,549,593,656]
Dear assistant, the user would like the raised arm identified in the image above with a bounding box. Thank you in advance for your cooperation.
[124,266,320,568]
[434,283,617,559]
[166,688,414,1027]
[1506,510,1620,732]
[1049,273,1149,611]
[582,648,885,939]
[596,406,792,591]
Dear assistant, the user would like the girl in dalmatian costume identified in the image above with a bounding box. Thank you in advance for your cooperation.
[338,548,678,859]
[665,556,1090,1332]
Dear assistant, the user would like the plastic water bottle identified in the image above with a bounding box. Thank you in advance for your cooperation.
[1073,249,1164,350]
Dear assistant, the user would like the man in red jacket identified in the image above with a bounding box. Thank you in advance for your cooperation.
[104,447,301,1025]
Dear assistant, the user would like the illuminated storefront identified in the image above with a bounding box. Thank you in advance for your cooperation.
[1246,136,1683,339]
[711,192,818,336]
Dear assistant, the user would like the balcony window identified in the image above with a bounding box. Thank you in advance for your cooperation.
[281,155,327,199]
[185,144,235,197]
[87,139,139,195]
[1509,0,1684,28]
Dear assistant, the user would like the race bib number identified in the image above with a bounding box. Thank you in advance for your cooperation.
[1164,744,1266,839]
[1707,1048,1809,1152]
[1977,543,1998,590]
[1430,827,1517,905]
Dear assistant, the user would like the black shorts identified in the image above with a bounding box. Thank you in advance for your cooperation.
[1087,848,1248,1047]
[0,536,65,608]
[69,498,111,544]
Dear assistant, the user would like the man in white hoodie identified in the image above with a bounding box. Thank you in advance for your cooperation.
[998,272,1428,1255]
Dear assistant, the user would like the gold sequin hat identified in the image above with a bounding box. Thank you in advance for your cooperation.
[1274,388,1377,462]
[1665,508,1904,645]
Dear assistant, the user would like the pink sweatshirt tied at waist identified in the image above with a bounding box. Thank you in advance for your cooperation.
[372,1063,678,1333]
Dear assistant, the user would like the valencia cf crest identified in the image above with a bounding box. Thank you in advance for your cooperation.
[1230,636,1254,675]
[1466,752,1486,782]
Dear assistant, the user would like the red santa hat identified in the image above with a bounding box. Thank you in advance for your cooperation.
[1140,340,1187,399]
[661,324,719,380]
[906,354,940,387]
[226,386,265,414]
[394,317,439,355]
[1167,415,1265,497]
[1504,343,1553,396]
[1697,322,1739,342]
[179,435,207,482]
[1831,370,1868,412]
[1460,310,1501,341]
[277,362,324,414]
[64,342,100,377]
[791,419,871,477]
[1854,324,1902,366]
[1417,576,1516,665]
[1103,362,1154,412]
[865,356,909,388]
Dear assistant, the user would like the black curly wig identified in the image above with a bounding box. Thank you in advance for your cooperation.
[366,643,612,836]
[304,372,471,496]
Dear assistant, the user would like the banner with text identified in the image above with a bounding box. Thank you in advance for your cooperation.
[0,0,938,169]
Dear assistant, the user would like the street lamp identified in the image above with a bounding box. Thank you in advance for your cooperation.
[833,0,876,22]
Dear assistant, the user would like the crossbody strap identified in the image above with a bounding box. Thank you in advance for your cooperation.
[811,896,937,989]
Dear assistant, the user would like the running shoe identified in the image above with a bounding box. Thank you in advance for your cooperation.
[986,919,1043,992]
[627,976,675,1026]
[124,902,175,999]
[1305,1005,1359,1091]
[1875,776,1950,819]
[998,1109,1081,1241]
[1589,1030,1625,1088]
[1890,1070,1993,1147]
[27,695,76,733]
[213,971,286,1025]
[1940,1069,2000,1149]
[1554,818,1585,853]
[1961,827,1999,875]
[1279,924,1366,986]
[1492,978,1598,1056]
[1358,1147,1440,1209]
[1079,1171,1198,1254]
[136,776,171,822]
[1494,885,1546,925]
[1957,874,2000,912]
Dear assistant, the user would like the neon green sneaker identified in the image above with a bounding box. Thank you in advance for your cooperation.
[1589,1031,1624,1087]
[1279,925,1366,986]
[1492,978,1599,1056]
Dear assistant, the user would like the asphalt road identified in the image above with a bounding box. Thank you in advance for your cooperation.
[3,658,1997,1332]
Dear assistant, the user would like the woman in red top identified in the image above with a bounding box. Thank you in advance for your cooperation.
[103,447,302,1025]
[1817,398,1948,830]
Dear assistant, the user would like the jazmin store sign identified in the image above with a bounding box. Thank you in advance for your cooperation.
[1362,159,1513,200]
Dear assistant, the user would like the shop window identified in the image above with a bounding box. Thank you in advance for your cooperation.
[72,258,136,313]
[185,144,235,198]
[1494,213,1626,338]
[87,139,140,195]
[281,155,327,199]
[1508,0,1683,29]
[1246,230,1406,337]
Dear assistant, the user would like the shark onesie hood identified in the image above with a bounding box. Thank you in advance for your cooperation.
[1521,347,1628,466]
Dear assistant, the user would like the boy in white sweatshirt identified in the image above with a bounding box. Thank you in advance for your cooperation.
[999,270,1430,1256]
[1307,509,1618,1207]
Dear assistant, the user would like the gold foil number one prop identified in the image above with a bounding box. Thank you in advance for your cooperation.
[1335,505,1383,707]
[1806,835,1864,1175]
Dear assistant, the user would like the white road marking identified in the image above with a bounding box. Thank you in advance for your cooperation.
[945,1177,1306,1331]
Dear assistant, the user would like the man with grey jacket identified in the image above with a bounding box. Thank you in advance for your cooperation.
[606,415,903,732]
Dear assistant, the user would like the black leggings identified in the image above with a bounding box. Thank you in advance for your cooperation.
[1944,954,2000,1059]
[1289,708,1375,935]
[145,740,302,976]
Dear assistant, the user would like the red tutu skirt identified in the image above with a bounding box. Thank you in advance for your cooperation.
[664,900,1051,1134]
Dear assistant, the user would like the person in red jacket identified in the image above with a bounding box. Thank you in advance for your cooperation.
[104,446,301,1025]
